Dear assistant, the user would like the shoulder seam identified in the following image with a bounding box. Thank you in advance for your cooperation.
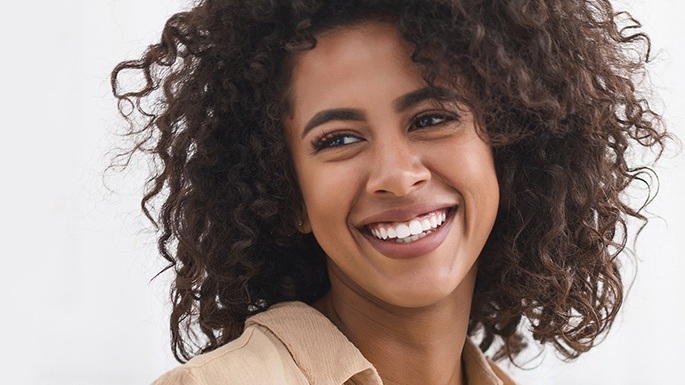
[184,327,257,369]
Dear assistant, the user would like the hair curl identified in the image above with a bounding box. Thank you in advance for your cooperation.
[112,0,668,363]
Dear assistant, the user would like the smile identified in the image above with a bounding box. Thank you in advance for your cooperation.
[367,209,449,244]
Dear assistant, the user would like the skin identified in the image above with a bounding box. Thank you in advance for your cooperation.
[284,21,500,385]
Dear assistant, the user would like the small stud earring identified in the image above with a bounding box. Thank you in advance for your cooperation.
[297,220,303,227]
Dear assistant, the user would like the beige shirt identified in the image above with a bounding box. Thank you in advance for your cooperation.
[152,302,516,385]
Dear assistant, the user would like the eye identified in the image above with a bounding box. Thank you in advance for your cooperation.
[310,131,362,153]
[410,111,459,130]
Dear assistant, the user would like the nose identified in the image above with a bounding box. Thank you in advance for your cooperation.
[366,139,431,197]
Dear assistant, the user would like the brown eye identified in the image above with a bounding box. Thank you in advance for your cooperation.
[411,112,458,130]
[311,132,362,153]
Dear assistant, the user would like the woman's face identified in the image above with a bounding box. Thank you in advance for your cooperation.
[284,21,499,308]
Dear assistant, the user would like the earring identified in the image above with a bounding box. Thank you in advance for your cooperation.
[297,220,303,227]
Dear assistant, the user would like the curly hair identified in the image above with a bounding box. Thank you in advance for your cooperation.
[112,0,668,363]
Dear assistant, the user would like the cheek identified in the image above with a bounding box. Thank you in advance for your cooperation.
[428,137,499,231]
[296,160,365,230]
[462,146,499,204]
[429,136,497,186]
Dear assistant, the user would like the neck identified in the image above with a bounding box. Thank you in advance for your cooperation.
[314,265,477,385]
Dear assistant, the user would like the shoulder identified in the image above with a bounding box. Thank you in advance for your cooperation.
[150,301,378,385]
[151,318,308,385]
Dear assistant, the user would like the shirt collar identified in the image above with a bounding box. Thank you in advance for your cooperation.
[462,337,514,385]
[247,301,515,385]
[247,301,382,384]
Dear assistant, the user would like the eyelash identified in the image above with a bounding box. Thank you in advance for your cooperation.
[309,111,460,153]
[310,130,361,153]
[410,111,460,131]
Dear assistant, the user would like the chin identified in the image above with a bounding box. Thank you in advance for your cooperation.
[373,269,476,309]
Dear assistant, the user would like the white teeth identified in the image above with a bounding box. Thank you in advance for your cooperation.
[379,227,388,240]
[395,233,427,243]
[367,209,451,243]
[396,224,411,239]
[409,220,423,235]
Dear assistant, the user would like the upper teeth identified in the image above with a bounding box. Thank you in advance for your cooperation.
[368,210,448,241]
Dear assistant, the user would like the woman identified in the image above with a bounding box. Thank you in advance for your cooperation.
[112,1,668,384]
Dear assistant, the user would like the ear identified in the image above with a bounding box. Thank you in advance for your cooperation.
[297,205,312,234]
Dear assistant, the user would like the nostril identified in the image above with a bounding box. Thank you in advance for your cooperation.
[367,168,431,197]
[366,145,431,196]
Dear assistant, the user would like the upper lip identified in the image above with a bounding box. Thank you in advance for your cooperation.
[356,203,457,228]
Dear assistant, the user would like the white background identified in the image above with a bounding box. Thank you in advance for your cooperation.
[0,1,682,384]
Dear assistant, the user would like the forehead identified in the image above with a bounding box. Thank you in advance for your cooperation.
[300,21,409,67]
[286,21,424,113]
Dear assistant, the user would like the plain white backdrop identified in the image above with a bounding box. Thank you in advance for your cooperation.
[0,1,682,384]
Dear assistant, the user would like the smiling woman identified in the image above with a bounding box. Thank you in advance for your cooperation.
[286,23,499,316]
[111,1,669,384]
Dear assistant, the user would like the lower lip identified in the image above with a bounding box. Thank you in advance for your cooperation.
[361,208,457,260]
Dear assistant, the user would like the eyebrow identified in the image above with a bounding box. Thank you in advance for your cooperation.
[301,109,366,138]
[300,86,458,138]
[393,86,457,112]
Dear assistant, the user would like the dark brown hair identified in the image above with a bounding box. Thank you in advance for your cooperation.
[112,0,668,363]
